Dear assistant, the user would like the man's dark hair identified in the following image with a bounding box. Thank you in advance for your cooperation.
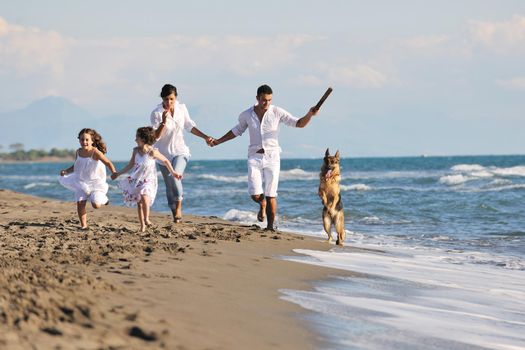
[257,84,273,96]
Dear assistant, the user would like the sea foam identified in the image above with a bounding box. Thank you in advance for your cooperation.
[23,182,53,190]
[341,183,371,191]
[492,165,525,177]
[282,244,525,349]
[279,168,318,181]
[197,174,247,183]
[450,164,486,172]
[439,174,472,185]
[223,208,260,225]
[440,163,525,188]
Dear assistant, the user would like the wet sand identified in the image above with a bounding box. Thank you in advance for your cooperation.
[0,189,348,349]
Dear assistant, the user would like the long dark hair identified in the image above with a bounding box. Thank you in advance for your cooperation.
[160,84,178,98]
[78,128,107,154]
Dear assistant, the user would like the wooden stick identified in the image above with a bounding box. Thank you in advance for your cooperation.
[314,87,333,110]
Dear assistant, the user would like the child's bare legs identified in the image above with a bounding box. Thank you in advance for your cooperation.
[90,191,108,209]
[138,194,151,232]
[142,195,152,226]
[77,201,88,229]
[137,203,145,232]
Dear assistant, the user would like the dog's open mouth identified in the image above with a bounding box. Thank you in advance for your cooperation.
[325,169,333,179]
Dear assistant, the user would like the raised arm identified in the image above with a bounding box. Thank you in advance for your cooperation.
[151,149,182,179]
[295,107,318,128]
[111,149,137,180]
[154,109,171,140]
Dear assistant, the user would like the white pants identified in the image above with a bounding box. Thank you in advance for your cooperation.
[247,151,280,197]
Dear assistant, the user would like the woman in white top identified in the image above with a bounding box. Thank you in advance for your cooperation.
[151,84,213,223]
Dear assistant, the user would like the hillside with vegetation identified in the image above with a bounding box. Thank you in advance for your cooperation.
[0,143,75,161]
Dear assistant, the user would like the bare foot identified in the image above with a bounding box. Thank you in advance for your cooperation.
[140,225,146,232]
[146,220,153,227]
[257,200,266,222]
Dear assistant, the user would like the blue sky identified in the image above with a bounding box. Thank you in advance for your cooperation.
[1,1,524,159]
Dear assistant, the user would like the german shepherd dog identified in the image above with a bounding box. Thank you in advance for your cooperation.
[319,149,345,245]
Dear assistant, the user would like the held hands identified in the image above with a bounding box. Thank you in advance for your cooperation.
[170,171,183,180]
[309,106,319,116]
[110,172,120,180]
[205,136,220,147]
[60,169,67,176]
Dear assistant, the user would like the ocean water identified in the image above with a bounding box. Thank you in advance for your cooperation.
[1,155,524,349]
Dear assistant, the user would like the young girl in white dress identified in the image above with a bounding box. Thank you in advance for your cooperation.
[112,127,181,232]
[59,128,117,229]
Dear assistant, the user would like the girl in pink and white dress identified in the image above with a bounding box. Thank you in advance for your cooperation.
[112,127,181,232]
[59,128,117,229]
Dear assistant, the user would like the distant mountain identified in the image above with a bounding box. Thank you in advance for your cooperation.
[0,96,144,160]
[24,96,93,124]
[0,96,93,151]
[0,96,232,160]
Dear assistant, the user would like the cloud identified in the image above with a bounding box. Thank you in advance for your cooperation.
[396,33,475,60]
[0,16,67,77]
[1,17,324,109]
[298,63,387,89]
[468,15,525,52]
[496,77,525,89]
[0,17,7,36]
[327,65,387,88]
[220,34,322,76]
[297,74,324,86]
[62,33,324,108]
[402,35,449,50]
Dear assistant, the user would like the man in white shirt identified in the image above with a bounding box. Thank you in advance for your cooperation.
[211,84,318,231]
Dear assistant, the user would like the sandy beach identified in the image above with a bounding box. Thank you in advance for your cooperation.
[0,189,348,350]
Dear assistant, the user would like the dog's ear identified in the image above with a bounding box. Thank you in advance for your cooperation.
[335,150,340,159]
[325,148,330,157]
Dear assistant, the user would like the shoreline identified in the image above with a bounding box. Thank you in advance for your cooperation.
[2,153,523,164]
[0,189,351,349]
[0,156,75,164]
